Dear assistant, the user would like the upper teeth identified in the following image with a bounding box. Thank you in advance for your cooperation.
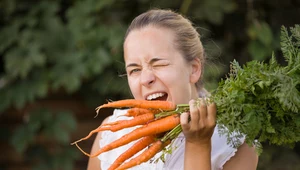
[146,93,165,100]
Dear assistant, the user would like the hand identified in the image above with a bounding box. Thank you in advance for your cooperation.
[180,98,217,145]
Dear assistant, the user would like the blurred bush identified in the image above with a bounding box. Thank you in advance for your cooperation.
[0,0,299,169]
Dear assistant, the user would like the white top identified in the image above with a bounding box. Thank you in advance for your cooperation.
[99,109,244,170]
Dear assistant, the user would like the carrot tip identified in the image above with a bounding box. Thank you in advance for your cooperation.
[70,141,77,145]
[74,142,91,157]
[94,109,100,118]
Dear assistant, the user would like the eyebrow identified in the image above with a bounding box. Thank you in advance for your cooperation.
[126,63,139,68]
[126,57,166,68]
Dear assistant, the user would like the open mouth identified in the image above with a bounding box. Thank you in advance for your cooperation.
[146,92,168,101]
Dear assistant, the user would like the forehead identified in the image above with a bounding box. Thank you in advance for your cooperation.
[124,26,176,49]
[124,26,178,60]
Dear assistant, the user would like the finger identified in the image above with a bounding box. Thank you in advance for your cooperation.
[189,99,200,128]
[207,102,217,127]
[180,112,190,131]
[198,98,208,123]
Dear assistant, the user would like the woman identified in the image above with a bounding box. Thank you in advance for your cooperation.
[88,9,258,170]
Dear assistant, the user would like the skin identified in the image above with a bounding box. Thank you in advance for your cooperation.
[87,26,258,170]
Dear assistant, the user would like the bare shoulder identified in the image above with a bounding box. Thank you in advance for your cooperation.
[223,142,259,170]
[87,116,111,170]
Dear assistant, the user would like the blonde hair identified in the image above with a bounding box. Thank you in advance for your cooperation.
[124,9,205,90]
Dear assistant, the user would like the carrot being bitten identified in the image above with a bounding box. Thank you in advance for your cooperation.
[95,99,176,115]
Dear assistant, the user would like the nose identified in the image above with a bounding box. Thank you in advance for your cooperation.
[140,68,155,87]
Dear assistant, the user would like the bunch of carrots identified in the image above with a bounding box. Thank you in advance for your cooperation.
[71,99,192,170]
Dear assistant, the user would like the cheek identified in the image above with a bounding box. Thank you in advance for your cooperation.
[157,70,189,90]
[156,71,175,84]
[127,77,141,98]
[160,70,191,96]
[161,69,189,83]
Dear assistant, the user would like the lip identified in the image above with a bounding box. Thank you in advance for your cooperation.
[144,91,168,101]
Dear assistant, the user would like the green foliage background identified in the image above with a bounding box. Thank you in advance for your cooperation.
[0,0,299,169]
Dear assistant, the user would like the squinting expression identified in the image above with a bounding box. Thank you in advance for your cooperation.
[123,26,200,105]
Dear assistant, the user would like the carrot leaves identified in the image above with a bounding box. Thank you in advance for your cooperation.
[211,25,300,154]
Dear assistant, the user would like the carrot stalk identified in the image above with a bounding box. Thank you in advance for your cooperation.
[108,135,156,170]
[115,140,170,170]
[74,114,180,158]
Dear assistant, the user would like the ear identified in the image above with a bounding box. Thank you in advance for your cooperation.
[190,57,202,84]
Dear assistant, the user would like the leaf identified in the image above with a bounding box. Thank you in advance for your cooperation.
[32,163,50,170]
[248,40,270,61]
[56,111,77,132]
[257,22,273,46]
[0,89,11,112]
[222,0,237,13]
[43,111,77,144]
[10,125,36,153]
[212,25,300,151]
[94,0,116,11]
[205,7,223,25]
[0,23,20,53]
[4,38,46,79]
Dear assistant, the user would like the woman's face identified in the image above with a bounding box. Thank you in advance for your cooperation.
[123,26,201,105]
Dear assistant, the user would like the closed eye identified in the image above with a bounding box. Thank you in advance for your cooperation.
[153,64,169,67]
[150,58,170,68]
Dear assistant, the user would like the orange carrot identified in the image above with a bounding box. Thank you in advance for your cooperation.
[95,99,176,115]
[74,114,180,158]
[108,135,156,170]
[101,121,120,126]
[106,108,155,125]
[102,113,156,131]
[71,113,156,144]
[123,108,160,117]
[115,140,170,170]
